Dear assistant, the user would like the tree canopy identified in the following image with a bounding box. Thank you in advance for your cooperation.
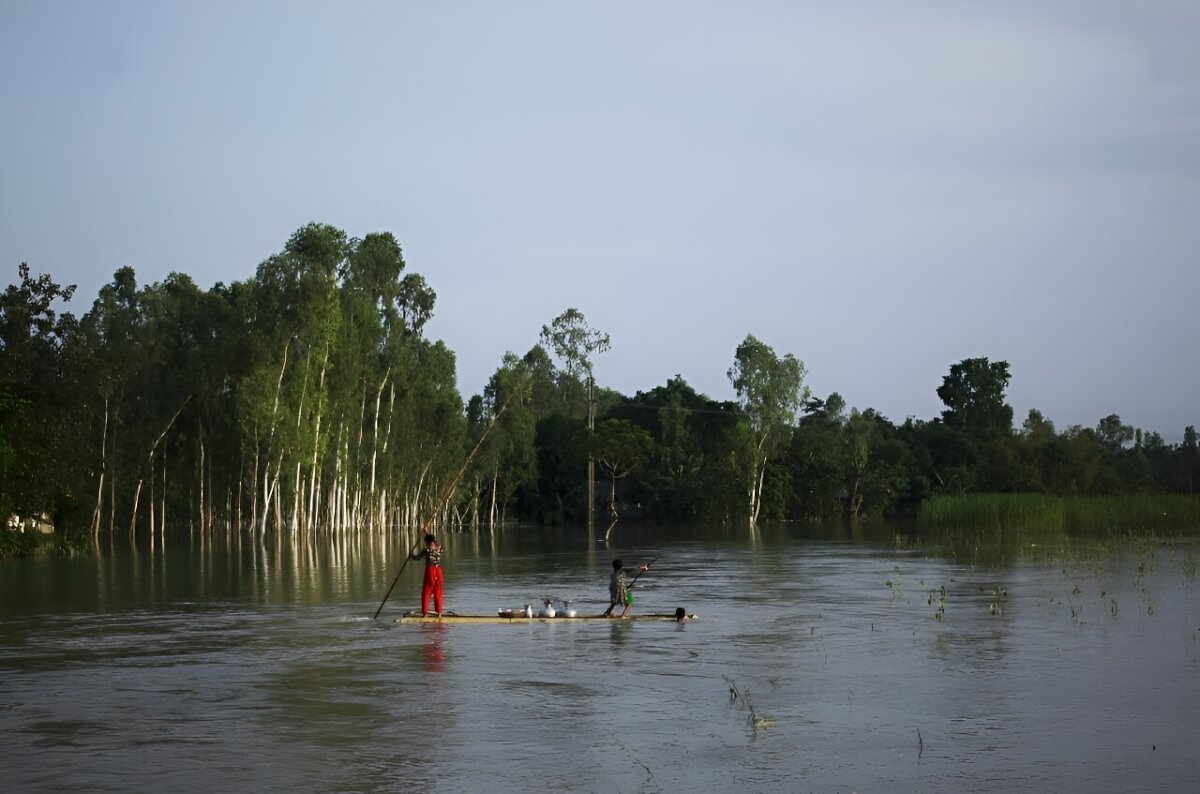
[1,231,1196,538]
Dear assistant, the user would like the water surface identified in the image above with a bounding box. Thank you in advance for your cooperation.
[2,524,1197,792]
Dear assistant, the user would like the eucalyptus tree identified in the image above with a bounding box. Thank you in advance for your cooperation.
[381,337,464,529]
[242,223,347,534]
[540,308,610,530]
[727,334,808,525]
[77,267,157,535]
[472,353,536,529]
[329,232,404,531]
[130,273,213,537]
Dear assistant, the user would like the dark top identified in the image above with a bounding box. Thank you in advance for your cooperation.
[412,545,443,567]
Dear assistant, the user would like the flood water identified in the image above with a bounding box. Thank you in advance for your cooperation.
[2,523,1198,792]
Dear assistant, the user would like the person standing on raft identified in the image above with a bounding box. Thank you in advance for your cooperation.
[411,533,444,616]
[604,558,649,618]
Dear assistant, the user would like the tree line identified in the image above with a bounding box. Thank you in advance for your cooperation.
[1,223,1197,535]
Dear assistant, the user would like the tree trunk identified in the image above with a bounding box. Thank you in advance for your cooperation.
[292,459,303,534]
[149,464,155,538]
[378,381,396,530]
[307,352,328,531]
[369,369,390,529]
[109,408,119,534]
[489,468,498,531]
[249,425,259,533]
[587,374,596,534]
[92,397,109,539]
[749,432,770,525]
[161,435,168,538]
[609,472,618,519]
[262,339,290,535]
[130,477,143,539]
[132,396,191,540]
[197,421,205,535]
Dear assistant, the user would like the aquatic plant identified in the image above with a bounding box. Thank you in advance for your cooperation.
[918,494,1200,533]
[723,676,777,735]
[927,584,946,621]
[985,586,1007,615]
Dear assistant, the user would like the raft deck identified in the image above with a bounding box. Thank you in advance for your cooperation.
[395,610,697,624]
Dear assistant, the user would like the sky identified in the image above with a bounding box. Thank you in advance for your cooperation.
[2,1,1197,438]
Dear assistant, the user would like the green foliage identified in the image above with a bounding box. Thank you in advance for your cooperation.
[0,264,79,519]
[539,308,610,383]
[919,493,1200,532]
[728,334,809,523]
[2,243,1197,535]
[937,357,1013,435]
[0,527,91,559]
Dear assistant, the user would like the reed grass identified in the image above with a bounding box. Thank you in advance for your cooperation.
[0,529,92,559]
[918,493,1200,533]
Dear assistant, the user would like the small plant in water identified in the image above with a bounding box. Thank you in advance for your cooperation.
[987,586,1007,615]
[927,584,946,621]
[723,676,777,735]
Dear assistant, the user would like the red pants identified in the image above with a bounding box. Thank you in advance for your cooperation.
[421,566,444,614]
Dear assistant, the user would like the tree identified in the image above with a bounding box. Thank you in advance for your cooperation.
[1021,408,1055,441]
[593,418,654,538]
[727,334,808,525]
[937,357,1013,435]
[0,264,78,520]
[788,392,848,520]
[540,308,610,531]
[1096,414,1134,451]
[474,353,536,529]
[1183,426,1198,494]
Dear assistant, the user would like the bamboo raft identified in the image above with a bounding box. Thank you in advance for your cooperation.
[395,610,697,624]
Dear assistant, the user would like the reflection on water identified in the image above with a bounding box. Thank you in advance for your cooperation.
[422,624,448,674]
[1,522,1198,792]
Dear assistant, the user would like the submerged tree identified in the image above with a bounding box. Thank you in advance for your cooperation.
[593,418,653,539]
[728,334,808,525]
[540,308,610,532]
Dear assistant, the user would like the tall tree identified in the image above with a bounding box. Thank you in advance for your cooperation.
[727,334,808,525]
[593,417,653,538]
[0,264,77,519]
[1096,414,1134,451]
[540,308,610,531]
[1182,425,1198,495]
[937,357,1013,435]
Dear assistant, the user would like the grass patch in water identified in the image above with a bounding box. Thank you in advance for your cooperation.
[918,493,1200,533]
[0,530,92,560]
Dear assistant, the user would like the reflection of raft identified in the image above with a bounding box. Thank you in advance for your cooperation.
[395,610,697,624]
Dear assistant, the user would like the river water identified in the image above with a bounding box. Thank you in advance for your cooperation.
[1,523,1197,792]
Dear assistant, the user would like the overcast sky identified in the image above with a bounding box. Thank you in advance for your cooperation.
[2,1,1197,437]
